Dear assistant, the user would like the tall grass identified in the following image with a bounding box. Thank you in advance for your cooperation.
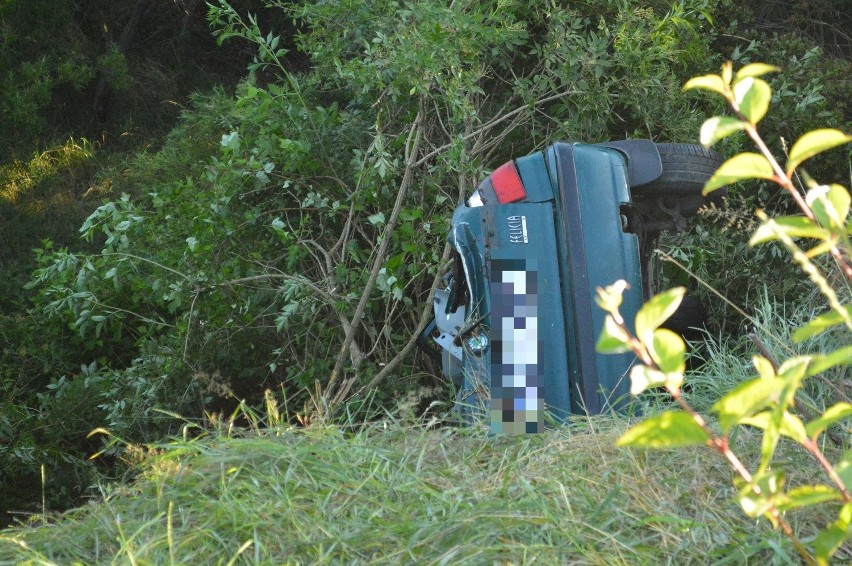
[0,413,836,565]
[680,287,851,415]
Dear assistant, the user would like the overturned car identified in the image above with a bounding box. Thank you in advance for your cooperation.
[419,141,722,431]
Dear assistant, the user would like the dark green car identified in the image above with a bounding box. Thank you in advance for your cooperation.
[421,141,722,432]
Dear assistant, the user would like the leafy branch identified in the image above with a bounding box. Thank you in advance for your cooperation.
[599,62,852,565]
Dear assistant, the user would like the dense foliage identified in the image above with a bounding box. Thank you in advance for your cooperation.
[1,0,849,524]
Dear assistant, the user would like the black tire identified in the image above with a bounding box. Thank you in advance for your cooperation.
[634,143,724,197]
[661,294,707,343]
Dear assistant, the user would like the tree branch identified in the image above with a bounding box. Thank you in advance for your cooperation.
[325,105,425,404]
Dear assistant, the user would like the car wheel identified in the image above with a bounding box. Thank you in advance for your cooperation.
[661,294,707,343]
[635,143,724,198]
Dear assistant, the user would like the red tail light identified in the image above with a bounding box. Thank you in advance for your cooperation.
[490,161,526,204]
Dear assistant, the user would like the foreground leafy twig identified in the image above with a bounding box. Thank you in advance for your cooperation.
[597,283,848,565]
[598,62,852,565]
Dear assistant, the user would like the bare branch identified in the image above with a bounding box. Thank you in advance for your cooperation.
[325,105,425,404]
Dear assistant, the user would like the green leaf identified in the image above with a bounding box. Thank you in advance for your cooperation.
[808,345,852,375]
[736,471,783,521]
[752,355,776,379]
[617,411,709,447]
[806,402,852,439]
[774,357,811,415]
[786,129,852,176]
[711,376,785,433]
[749,215,830,247]
[596,315,633,354]
[734,63,781,82]
[703,153,775,195]
[741,410,808,443]
[220,131,240,152]
[775,485,840,512]
[699,116,746,147]
[683,74,726,95]
[795,307,852,341]
[635,287,685,341]
[721,61,732,87]
[759,414,782,475]
[629,364,675,396]
[738,489,773,521]
[629,364,667,395]
[733,77,772,125]
[837,450,852,492]
[648,328,686,374]
[814,502,852,566]
[807,183,851,232]
[595,279,628,314]
[367,212,386,226]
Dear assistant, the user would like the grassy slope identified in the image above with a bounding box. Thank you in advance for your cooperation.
[0,417,839,565]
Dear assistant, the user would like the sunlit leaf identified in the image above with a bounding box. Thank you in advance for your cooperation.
[741,410,808,443]
[703,153,775,195]
[794,306,852,341]
[629,364,668,395]
[734,63,781,82]
[595,279,628,314]
[778,355,812,383]
[749,215,829,246]
[808,345,852,375]
[804,240,837,258]
[699,116,746,147]
[635,287,685,341]
[683,74,726,95]
[721,62,732,88]
[787,129,852,176]
[814,503,852,565]
[837,450,852,492]
[596,315,632,354]
[806,184,851,232]
[752,355,776,379]
[648,328,686,374]
[806,402,852,439]
[712,376,785,433]
[617,411,708,447]
[775,485,840,512]
[733,77,771,125]
[736,471,783,521]
[776,356,811,409]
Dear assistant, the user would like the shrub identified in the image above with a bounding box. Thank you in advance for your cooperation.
[598,62,851,565]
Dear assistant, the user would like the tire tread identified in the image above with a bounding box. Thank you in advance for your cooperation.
[635,143,723,196]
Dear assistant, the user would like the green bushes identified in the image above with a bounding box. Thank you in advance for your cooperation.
[21,0,728,432]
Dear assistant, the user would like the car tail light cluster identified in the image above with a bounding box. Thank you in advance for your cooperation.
[490,162,526,203]
[467,161,527,207]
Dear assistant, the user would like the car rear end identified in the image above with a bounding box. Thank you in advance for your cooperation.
[426,141,652,430]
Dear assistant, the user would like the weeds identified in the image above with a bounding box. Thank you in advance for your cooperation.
[0,416,829,564]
